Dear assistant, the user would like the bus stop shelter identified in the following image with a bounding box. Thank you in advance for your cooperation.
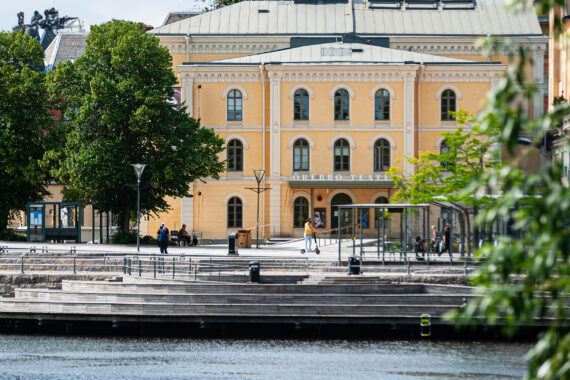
[335,203,431,266]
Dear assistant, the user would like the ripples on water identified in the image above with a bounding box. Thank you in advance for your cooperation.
[0,335,529,380]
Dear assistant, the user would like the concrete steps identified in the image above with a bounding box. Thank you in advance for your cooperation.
[0,299,459,317]
[13,288,473,306]
[0,279,475,322]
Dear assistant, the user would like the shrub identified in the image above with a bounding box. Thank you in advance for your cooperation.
[141,235,158,245]
[0,229,27,241]
[111,231,138,244]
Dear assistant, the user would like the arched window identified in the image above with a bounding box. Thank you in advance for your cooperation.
[441,89,456,121]
[334,138,350,171]
[331,193,352,229]
[227,139,243,172]
[334,89,349,121]
[373,139,391,172]
[227,89,243,121]
[293,89,309,120]
[293,139,310,171]
[227,197,243,228]
[440,140,453,169]
[293,197,309,228]
[374,89,390,121]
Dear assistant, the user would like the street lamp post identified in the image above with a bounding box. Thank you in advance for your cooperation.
[131,163,146,252]
[247,169,271,249]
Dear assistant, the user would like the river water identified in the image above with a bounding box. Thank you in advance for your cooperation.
[0,334,529,379]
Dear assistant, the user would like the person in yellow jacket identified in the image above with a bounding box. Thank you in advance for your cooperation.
[304,218,316,253]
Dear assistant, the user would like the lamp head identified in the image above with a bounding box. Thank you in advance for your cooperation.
[131,163,146,180]
[253,169,265,184]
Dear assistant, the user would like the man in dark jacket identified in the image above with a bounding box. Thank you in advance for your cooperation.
[157,222,169,254]
[443,223,451,256]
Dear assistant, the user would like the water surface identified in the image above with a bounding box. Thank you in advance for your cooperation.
[0,335,529,380]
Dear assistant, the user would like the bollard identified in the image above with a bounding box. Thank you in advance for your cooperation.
[123,258,127,274]
[70,246,76,254]
[42,246,48,253]
[127,258,132,276]
[73,257,76,274]
[139,260,142,277]
[153,260,157,278]
[172,258,175,279]
[29,246,36,254]
[21,257,24,274]
[420,314,431,337]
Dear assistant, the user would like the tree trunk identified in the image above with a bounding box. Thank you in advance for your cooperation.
[0,206,9,237]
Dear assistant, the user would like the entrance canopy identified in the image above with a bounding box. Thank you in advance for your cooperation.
[336,203,430,210]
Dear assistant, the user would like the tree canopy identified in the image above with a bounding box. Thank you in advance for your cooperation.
[445,2,570,378]
[47,20,225,232]
[0,32,51,237]
[388,110,502,205]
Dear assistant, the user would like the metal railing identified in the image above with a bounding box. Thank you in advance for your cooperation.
[0,253,310,282]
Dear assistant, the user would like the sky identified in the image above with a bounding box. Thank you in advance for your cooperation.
[0,0,207,33]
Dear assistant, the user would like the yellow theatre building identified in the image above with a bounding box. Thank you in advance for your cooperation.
[145,0,547,239]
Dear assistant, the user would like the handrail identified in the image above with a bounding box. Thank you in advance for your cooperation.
[0,255,311,281]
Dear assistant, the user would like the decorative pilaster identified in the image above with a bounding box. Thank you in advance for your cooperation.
[269,72,282,177]
[181,193,194,232]
[181,74,195,117]
[269,184,281,237]
[532,45,546,119]
[403,72,417,177]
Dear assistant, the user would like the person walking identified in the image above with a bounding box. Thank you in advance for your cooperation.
[431,225,439,252]
[303,218,316,253]
[157,222,170,254]
[443,223,451,256]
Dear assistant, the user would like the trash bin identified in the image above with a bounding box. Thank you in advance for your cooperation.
[249,261,260,282]
[228,233,238,255]
[237,230,251,248]
[348,255,360,275]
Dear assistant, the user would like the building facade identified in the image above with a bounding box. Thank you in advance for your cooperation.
[147,0,547,239]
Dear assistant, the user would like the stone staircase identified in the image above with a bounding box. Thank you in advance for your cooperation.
[0,278,475,322]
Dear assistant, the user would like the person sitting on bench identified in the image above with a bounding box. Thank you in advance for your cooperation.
[178,224,191,246]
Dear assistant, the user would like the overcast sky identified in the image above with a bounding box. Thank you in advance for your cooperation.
[1,0,206,32]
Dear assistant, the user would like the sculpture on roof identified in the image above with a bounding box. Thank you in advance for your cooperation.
[13,8,77,50]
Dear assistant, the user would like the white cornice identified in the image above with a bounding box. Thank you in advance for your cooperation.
[178,66,261,82]
[158,36,290,54]
[422,65,505,82]
[389,36,548,55]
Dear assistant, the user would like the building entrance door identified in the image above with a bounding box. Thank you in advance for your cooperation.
[331,193,352,230]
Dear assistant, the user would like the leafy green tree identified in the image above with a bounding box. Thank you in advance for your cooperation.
[48,20,225,232]
[387,110,502,250]
[388,110,501,204]
[0,32,51,237]
[202,0,243,10]
[446,1,570,378]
